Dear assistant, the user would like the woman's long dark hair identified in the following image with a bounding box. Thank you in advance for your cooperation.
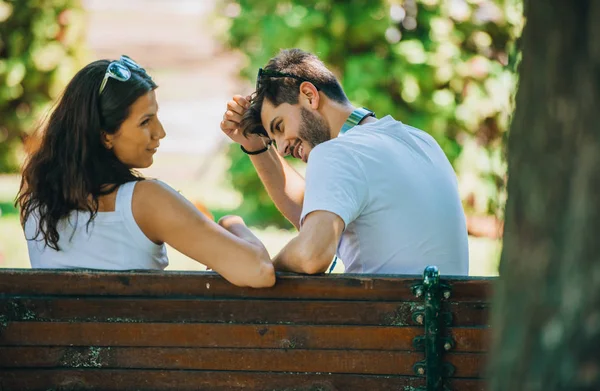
[16,58,157,250]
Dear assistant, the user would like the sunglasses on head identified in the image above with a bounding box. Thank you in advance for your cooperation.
[255,67,320,91]
[99,55,145,95]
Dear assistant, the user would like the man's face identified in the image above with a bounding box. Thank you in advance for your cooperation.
[260,99,331,163]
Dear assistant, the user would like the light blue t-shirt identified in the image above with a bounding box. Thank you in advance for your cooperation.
[300,116,469,275]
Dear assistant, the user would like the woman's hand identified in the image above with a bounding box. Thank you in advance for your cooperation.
[217,214,245,229]
[132,181,275,288]
[217,215,269,257]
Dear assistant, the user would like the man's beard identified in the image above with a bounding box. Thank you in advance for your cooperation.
[299,107,331,148]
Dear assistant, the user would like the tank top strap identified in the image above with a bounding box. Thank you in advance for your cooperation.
[115,181,138,216]
[114,180,157,249]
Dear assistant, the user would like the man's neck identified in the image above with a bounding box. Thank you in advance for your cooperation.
[322,102,377,139]
[320,103,361,138]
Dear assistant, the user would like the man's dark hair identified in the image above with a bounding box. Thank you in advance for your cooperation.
[241,49,349,138]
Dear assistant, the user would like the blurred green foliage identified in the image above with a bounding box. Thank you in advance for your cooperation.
[219,0,522,228]
[0,0,86,172]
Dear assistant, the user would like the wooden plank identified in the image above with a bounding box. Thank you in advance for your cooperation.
[1,347,485,378]
[0,297,489,327]
[0,270,495,301]
[0,322,419,350]
[0,369,426,391]
[0,270,421,300]
[0,322,491,353]
[448,327,491,352]
[447,352,487,378]
[446,279,495,302]
[446,301,491,326]
[0,346,425,376]
[0,297,421,326]
[447,378,487,391]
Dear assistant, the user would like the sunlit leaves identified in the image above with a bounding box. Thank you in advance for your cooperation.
[0,0,86,172]
[218,0,522,225]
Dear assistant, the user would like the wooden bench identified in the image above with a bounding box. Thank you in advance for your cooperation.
[0,266,495,391]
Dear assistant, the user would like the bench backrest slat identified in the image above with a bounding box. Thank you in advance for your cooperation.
[0,269,495,391]
[0,297,488,326]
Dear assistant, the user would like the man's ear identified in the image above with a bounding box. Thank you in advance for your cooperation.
[101,131,114,150]
[299,81,320,109]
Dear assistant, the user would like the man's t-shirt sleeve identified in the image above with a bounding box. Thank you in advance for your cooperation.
[300,143,368,229]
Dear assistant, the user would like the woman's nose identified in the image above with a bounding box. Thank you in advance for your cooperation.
[152,121,166,140]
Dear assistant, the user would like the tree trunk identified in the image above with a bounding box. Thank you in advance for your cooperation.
[489,1,600,390]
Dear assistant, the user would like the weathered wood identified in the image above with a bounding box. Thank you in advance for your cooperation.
[0,297,490,326]
[0,322,420,350]
[0,269,496,390]
[0,321,490,353]
[0,369,488,391]
[0,369,427,391]
[446,352,487,378]
[1,346,423,375]
[0,346,485,378]
[448,327,491,352]
[0,270,419,300]
[445,279,495,302]
[447,378,487,391]
[0,269,493,301]
[445,301,491,326]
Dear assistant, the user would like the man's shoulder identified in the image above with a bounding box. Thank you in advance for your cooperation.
[343,116,405,141]
[308,137,352,161]
[312,125,382,153]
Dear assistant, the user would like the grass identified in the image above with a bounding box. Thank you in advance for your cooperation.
[0,173,499,275]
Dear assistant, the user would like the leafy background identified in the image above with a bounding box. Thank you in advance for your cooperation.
[0,0,87,172]
[0,0,521,274]
[217,0,522,229]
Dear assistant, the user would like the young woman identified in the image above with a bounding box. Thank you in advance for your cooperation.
[17,56,275,288]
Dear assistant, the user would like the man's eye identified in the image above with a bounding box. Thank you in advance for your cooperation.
[276,122,283,132]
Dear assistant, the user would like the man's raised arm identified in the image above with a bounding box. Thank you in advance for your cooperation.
[220,95,305,229]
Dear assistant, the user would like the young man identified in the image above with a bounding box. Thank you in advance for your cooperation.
[221,48,469,275]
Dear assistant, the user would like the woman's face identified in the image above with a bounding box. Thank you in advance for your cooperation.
[105,90,165,169]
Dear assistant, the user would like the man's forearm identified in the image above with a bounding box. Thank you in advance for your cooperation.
[273,236,331,275]
[249,148,305,229]
[272,236,309,273]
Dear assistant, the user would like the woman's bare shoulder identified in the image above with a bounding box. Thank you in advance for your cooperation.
[131,179,195,217]
[134,179,179,199]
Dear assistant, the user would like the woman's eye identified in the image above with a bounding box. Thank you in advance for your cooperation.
[141,118,150,126]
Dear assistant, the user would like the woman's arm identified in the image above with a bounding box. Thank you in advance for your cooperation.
[132,180,275,288]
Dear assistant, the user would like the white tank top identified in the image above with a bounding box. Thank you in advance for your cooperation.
[24,181,169,270]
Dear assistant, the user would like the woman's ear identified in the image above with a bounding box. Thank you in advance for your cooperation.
[101,131,114,150]
[299,81,320,109]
